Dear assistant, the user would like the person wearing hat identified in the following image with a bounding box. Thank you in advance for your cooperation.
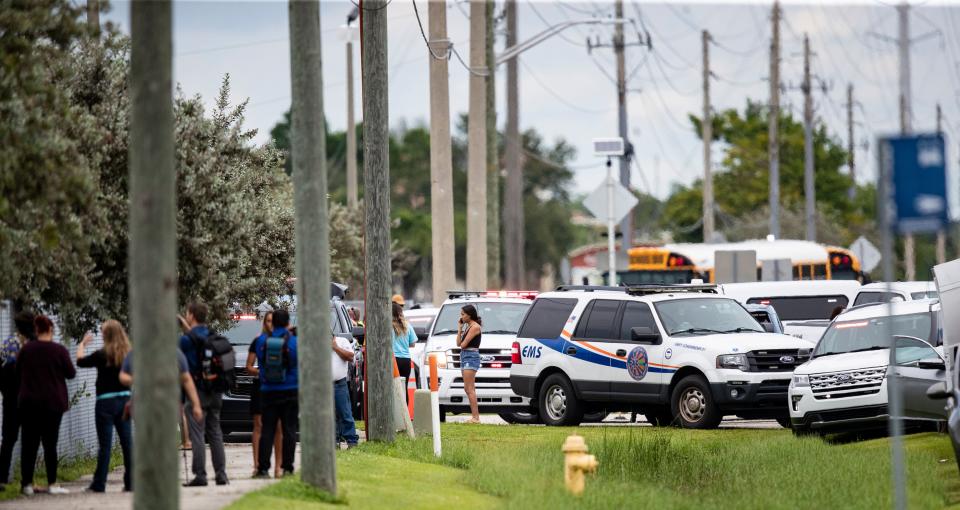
[391,294,405,307]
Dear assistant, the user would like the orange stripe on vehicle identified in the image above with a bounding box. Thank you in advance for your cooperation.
[575,340,626,360]
[561,329,573,338]
[650,362,681,369]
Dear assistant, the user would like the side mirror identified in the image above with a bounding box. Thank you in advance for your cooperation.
[927,381,950,400]
[631,326,661,344]
[762,322,776,333]
[351,326,365,345]
[917,359,946,371]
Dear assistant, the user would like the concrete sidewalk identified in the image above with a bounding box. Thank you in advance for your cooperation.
[0,442,289,510]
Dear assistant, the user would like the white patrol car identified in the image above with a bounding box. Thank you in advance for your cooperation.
[509,285,812,428]
[788,299,943,436]
[418,291,537,421]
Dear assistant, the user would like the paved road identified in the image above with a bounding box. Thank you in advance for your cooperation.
[445,412,783,429]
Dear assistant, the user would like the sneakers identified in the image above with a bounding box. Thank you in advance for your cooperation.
[48,485,70,495]
[21,484,34,496]
[251,471,270,479]
[182,478,208,487]
[281,470,294,478]
[215,476,229,486]
[86,486,105,493]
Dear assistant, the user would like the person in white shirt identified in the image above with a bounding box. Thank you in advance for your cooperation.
[332,336,359,447]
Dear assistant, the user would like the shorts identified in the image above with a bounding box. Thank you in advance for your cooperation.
[460,349,481,371]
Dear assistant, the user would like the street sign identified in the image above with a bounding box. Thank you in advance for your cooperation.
[582,176,638,225]
[593,137,625,157]
[880,134,949,234]
[761,258,793,281]
[715,250,757,284]
[849,236,881,273]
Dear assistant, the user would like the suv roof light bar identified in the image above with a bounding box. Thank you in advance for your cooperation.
[555,285,627,293]
[446,290,485,299]
[624,284,718,295]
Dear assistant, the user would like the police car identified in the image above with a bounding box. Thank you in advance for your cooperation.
[418,291,536,422]
[509,285,811,428]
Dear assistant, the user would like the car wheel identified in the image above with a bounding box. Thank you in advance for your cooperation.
[498,411,542,425]
[644,406,675,426]
[776,416,792,429]
[670,375,722,429]
[538,374,583,426]
[582,411,608,423]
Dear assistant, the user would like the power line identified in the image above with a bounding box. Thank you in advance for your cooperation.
[411,0,487,76]
[518,58,613,115]
[350,0,393,11]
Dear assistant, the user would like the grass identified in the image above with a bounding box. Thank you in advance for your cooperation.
[0,448,123,501]
[231,423,960,510]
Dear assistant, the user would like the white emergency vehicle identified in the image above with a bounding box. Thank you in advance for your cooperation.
[850,281,938,306]
[509,285,811,428]
[419,291,536,421]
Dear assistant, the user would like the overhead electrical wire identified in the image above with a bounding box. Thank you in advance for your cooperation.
[518,58,613,115]
[411,0,487,76]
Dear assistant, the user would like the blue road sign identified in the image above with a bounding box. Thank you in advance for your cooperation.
[880,134,949,234]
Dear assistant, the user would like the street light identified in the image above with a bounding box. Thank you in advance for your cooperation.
[496,18,630,66]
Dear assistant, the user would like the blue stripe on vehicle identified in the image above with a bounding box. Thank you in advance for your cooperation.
[534,338,677,373]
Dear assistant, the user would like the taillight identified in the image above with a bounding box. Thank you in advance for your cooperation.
[511,341,521,365]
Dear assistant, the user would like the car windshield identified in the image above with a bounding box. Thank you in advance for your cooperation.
[432,302,531,335]
[814,311,935,357]
[654,298,763,336]
[222,318,264,347]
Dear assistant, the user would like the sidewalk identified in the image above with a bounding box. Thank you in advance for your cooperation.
[0,442,288,510]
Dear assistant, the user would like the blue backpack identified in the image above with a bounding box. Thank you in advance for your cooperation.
[262,332,291,384]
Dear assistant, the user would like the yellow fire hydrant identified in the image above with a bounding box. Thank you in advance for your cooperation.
[562,434,598,496]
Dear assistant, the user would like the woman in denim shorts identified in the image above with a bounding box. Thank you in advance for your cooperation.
[457,305,483,423]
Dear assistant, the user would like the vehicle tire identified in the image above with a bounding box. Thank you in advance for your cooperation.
[498,411,542,425]
[439,406,446,423]
[644,406,675,427]
[791,425,819,437]
[582,411,608,423]
[670,375,722,429]
[776,416,792,429]
[538,374,583,426]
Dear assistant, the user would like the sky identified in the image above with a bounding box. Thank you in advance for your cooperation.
[101,0,960,220]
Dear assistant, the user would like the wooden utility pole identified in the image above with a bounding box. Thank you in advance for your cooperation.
[936,104,946,265]
[802,34,816,242]
[346,16,359,209]
[466,0,488,290]
[615,0,632,256]
[503,0,524,289]
[486,0,501,288]
[428,0,456,307]
[129,1,178,508]
[768,0,781,239]
[702,30,714,243]
[847,83,856,199]
[362,0,394,442]
[288,0,335,491]
[87,0,100,36]
[899,2,915,281]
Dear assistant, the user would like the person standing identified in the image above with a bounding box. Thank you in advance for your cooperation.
[77,320,133,493]
[118,349,203,424]
[252,309,298,478]
[391,302,417,397]
[178,302,228,487]
[457,305,482,424]
[0,311,35,490]
[332,335,359,448]
[245,311,282,478]
[17,315,76,495]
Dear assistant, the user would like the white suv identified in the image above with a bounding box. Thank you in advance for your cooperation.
[418,292,536,420]
[788,299,943,435]
[510,285,811,428]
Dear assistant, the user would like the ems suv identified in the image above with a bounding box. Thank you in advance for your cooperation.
[418,291,536,422]
[510,285,811,428]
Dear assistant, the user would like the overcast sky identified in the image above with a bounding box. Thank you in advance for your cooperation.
[102,0,960,219]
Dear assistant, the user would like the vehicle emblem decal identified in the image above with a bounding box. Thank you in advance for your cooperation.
[836,374,853,383]
[626,347,649,381]
[779,355,795,364]
[664,348,673,360]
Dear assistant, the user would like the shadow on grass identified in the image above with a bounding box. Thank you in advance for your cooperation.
[253,476,346,506]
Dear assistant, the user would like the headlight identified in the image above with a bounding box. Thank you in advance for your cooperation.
[716,353,748,371]
[792,374,810,387]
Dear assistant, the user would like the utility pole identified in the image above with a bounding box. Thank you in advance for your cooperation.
[615,0,632,256]
[362,0,394,442]
[803,34,816,242]
[486,1,501,288]
[87,0,99,36]
[289,0,335,491]
[769,0,781,239]
[345,8,359,209]
[702,30,714,243]
[129,1,178,508]
[936,103,946,264]
[847,83,856,199]
[503,0,524,289]
[428,0,456,307]
[899,2,915,281]
[466,0,488,290]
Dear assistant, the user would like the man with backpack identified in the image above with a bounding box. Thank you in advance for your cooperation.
[252,309,298,478]
[178,302,234,487]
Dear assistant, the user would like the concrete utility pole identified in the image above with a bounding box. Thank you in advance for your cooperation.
[899,2,915,281]
[486,0,501,288]
[466,0,488,290]
[847,83,856,199]
[768,0,781,239]
[87,0,100,35]
[503,0,524,289]
[129,1,178,508]
[361,0,394,442]
[802,34,816,242]
[936,104,947,264]
[615,0,632,255]
[288,0,335,491]
[428,0,456,307]
[702,30,714,243]
[345,9,359,209]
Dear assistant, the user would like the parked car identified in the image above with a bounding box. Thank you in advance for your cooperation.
[851,281,938,307]
[743,303,784,334]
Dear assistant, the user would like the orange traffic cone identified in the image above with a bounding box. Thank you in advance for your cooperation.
[407,360,417,418]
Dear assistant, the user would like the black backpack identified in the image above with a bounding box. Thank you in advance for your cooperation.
[188,330,236,393]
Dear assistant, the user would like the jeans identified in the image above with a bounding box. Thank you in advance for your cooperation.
[334,379,359,445]
[20,406,62,488]
[0,397,19,484]
[259,390,298,473]
[91,396,132,491]
[185,391,227,482]
[460,349,481,371]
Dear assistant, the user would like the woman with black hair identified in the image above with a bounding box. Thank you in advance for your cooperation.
[457,304,482,424]
[0,311,35,490]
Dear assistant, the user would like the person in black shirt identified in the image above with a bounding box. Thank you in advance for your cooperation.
[244,311,282,478]
[0,311,35,491]
[77,320,133,493]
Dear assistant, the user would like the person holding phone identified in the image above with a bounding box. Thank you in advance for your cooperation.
[456,305,482,424]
